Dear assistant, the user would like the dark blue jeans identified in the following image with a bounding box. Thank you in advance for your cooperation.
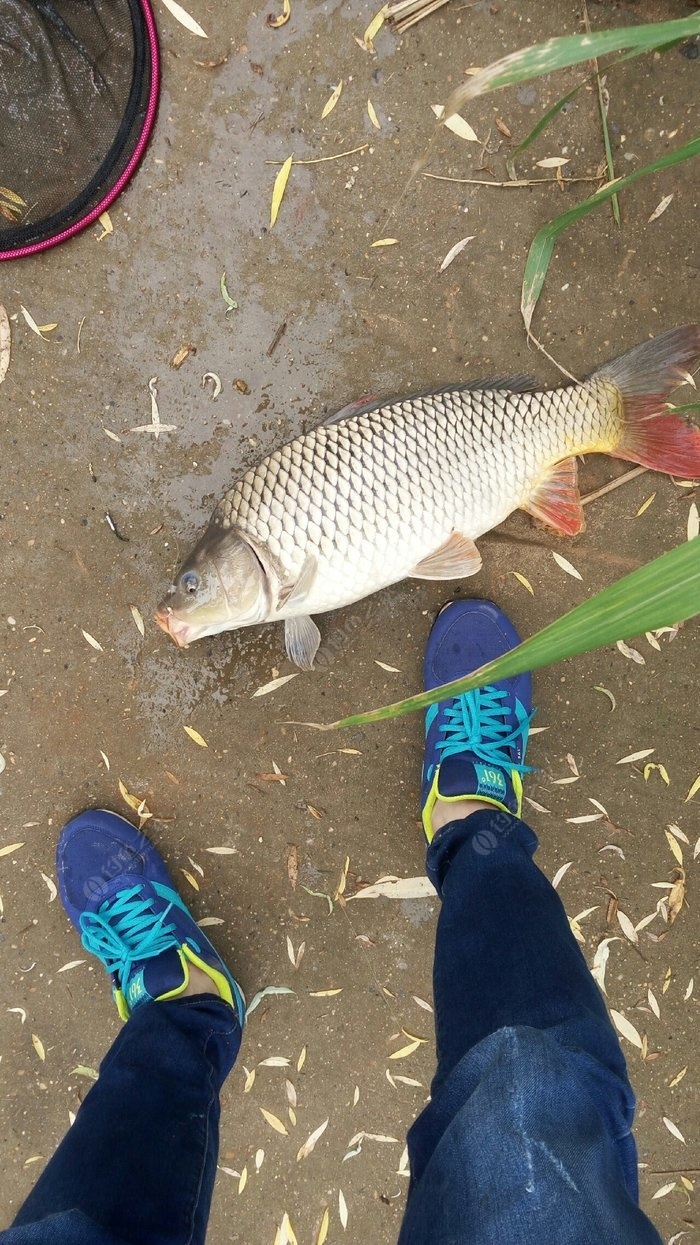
[4,812,661,1245]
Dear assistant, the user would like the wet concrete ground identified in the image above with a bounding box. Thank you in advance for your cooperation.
[1,0,698,1240]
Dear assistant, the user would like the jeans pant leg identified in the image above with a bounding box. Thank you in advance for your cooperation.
[398,810,662,1245]
[4,996,241,1245]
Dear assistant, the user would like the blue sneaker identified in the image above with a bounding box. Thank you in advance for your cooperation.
[57,809,245,1025]
[421,600,534,842]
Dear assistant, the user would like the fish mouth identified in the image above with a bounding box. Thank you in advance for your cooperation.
[155,605,191,648]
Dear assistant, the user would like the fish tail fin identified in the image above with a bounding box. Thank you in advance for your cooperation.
[593,325,700,476]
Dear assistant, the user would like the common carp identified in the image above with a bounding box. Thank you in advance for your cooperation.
[156,326,700,669]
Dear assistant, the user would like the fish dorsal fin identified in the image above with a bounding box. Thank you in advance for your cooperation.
[284,615,321,670]
[277,551,318,610]
[522,457,585,536]
[410,532,482,580]
[321,376,537,428]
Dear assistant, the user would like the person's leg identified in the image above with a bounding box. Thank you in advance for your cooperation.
[398,601,661,1245]
[4,810,245,1245]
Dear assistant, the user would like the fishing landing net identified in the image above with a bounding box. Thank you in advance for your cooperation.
[0,0,159,261]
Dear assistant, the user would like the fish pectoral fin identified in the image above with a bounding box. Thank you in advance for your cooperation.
[323,394,380,425]
[285,615,321,671]
[277,552,318,610]
[522,457,585,536]
[409,532,482,580]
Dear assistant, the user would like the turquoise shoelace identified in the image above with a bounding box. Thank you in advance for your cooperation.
[435,686,533,773]
[80,885,178,983]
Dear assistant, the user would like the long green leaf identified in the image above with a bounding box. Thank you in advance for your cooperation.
[443,14,700,119]
[521,134,700,331]
[318,540,700,730]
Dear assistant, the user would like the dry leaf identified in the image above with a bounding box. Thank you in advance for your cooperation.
[270,156,293,228]
[296,1117,328,1161]
[371,238,399,248]
[685,773,700,803]
[315,1208,329,1245]
[0,843,25,857]
[431,103,479,143]
[669,1065,687,1087]
[350,876,437,900]
[375,659,401,672]
[591,936,618,994]
[367,98,381,129]
[267,0,291,27]
[260,1108,289,1135]
[688,502,699,541]
[0,305,10,385]
[592,685,616,711]
[667,870,686,925]
[566,814,603,824]
[412,995,433,1013]
[99,750,110,771]
[551,551,582,580]
[636,492,656,516]
[644,762,669,785]
[363,3,389,50]
[40,872,57,902]
[536,156,569,168]
[96,211,113,241]
[617,748,654,765]
[662,1117,686,1144]
[82,629,104,652]
[664,829,684,867]
[20,305,54,341]
[297,1045,306,1071]
[389,1039,421,1060]
[510,570,534,595]
[648,193,673,223]
[58,959,86,973]
[252,673,298,698]
[495,117,513,138]
[610,1009,643,1049]
[616,640,645,664]
[438,235,475,273]
[524,796,550,813]
[647,987,660,1019]
[338,1188,348,1229]
[183,725,208,748]
[652,1181,677,1200]
[321,82,343,119]
[684,978,693,1000]
[551,861,572,890]
[181,868,199,891]
[129,605,145,637]
[616,911,638,945]
[309,988,342,997]
[206,847,236,855]
[31,1034,45,1061]
[159,0,208,37]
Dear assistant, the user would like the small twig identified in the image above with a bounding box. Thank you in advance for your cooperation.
[267,320,287,357]
[526,330,580,385]
[648,1169,700,1176]
[266,144,368,166]
[581,466,647,506]
[422,172,605,188]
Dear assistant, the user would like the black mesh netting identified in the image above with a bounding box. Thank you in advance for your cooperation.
[0,0,158,258]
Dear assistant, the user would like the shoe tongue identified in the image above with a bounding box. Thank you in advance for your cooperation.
[124,947,185,1010]
[437,756,512,809]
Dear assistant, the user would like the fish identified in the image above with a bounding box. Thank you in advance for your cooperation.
[156,325,700,670]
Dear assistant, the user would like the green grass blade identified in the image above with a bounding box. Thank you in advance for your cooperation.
[444,14,700,119]
[521,133,700,331]
[594,72,620,225]
[323,540,700,730]
[506,83,582,181]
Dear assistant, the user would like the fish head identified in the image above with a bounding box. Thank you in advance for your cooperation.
[156,526,270,647]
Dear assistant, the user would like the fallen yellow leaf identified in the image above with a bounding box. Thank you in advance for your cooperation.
[183,725,208,748]
[321,81,343,119]
[270,155,293,227]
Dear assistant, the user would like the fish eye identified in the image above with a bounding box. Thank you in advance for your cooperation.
[181,570,199,595]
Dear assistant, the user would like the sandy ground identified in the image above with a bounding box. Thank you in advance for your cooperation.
[1,0,698,1241]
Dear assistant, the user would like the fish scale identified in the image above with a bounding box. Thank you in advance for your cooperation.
[214,382,610,616]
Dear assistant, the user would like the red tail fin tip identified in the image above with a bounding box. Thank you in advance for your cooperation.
[593,325,700,477]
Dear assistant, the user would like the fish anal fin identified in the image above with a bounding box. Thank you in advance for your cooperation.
[277,552,317,610]
[410,532,482,580]
[523,458,585,536]
[285,615,321,671]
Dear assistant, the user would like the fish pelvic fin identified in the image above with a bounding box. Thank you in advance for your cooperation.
[592,324,700,476]
[522,457,585,536]
[409,532,482,579]
[285,615,321,670]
